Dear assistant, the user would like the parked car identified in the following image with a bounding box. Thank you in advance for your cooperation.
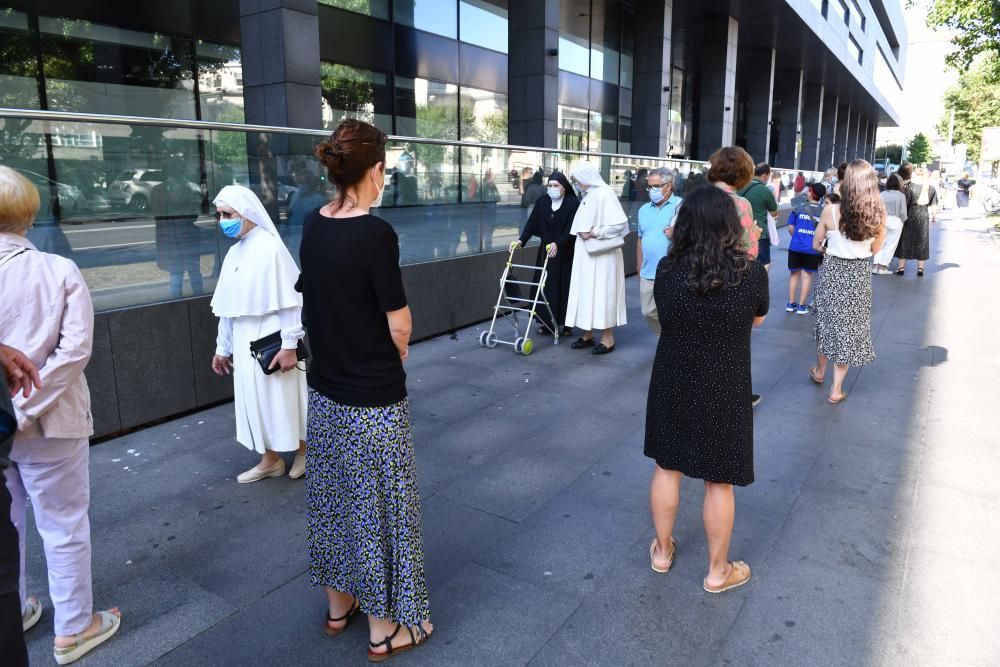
[19,170,86,218]
[110,168,204,212]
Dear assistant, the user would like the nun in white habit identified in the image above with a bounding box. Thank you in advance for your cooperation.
[210,185,308,483]
[565,162,628,354]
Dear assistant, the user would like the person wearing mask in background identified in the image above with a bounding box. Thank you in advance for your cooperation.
[636,167,682,335]
[821,168,837,194]
[644,186,769,593]
[810,160,887,403]
[301,119,433,660]
[0,166,122,665]
[210,185,308,483]
[956,171,975,212]
[794,171,806,195]
[785,183,827,314]
[512,171,579,338]
[894,165,938,277]
[873,173,907,275]
[0,343,41,667]
[565,162,629,355]
[738,163,779,271]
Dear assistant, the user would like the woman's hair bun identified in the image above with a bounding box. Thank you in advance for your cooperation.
[315,141,339,168]
[314,119,388,209]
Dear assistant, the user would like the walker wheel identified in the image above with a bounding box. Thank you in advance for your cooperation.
[521,338,534,355]
[479,331,489,347]
[485,332,498,349]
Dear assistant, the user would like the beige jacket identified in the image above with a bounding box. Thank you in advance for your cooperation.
[0,233,94,439]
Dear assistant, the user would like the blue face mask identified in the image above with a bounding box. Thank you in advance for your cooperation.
[219,216,243,238]
[648,187,665,205]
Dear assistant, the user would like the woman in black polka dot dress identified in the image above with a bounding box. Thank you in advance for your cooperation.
[644,186,769,594]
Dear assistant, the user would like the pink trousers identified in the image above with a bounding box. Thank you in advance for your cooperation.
[5,435,92,636]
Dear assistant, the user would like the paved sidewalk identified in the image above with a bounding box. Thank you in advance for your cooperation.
[20,211,1000,666]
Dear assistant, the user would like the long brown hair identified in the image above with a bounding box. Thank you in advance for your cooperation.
[315,119,387,210]
[838,159,885,241]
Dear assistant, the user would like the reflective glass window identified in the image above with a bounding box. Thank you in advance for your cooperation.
[395,77,460,140]
[0,9,40,110]
[830,0,849,25]
[590,1,621,85]
[318,0,390,20]
[321,63,393,133]
[39,17,197,119]
[848,36,862,64]
[558,105,588,151]
[460,0,508,54]
[559,0,591,77]
[197,41,243,123]
[459,86,508,143]
[619,7,634,89]
[618,116,631,155]
[394,0,457,38]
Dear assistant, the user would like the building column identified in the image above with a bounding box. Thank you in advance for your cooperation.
[743,48,776,164]
[773,69,804,168]
[695,15,739,159]
[508,0,560,148]
[799,84,824,172]
[240,0,322,129]
[869,123,878,162]
[835,103,850,164]
[631,0,674,157]
[859,117,869,162]
[848,111,861,160]
[819,95,838,170]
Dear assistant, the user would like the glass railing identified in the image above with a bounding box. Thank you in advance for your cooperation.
[0,109,825,312]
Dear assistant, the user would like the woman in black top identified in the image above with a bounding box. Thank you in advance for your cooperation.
[297,119,432,661]
[644,186,769,594]
[956,171,975,209]
[511,171,579,336]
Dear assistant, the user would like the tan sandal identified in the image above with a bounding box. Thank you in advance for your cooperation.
[649,537,677,573]
[809,368,824,384]
[367,623,431,662]
[827,392,848,404]
[703,561,751,594]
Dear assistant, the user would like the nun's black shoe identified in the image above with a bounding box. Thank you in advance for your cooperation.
[571,337,595,349]
[592,343,615,355]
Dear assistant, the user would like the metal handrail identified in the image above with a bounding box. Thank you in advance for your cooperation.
[0,107,707,165]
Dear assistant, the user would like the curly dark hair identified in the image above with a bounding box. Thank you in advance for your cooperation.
[660,185,751,296]
[839,159,886,241]
[315,118,387,209]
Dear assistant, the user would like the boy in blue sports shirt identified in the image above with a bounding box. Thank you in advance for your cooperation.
[785,183,826,314]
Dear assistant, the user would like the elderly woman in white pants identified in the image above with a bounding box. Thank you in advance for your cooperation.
[0,166,120,665]
[873,173,907,274]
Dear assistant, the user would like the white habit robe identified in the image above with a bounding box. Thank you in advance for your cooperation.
[211,186,307,453]
[564,164,628,330]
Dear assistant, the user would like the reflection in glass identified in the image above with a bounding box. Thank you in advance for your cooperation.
[460,0,508,54]
[558,105,588,152]
[589,2,620,85]
[459,87,508,143]
[0,9,41,111]
[394,0,458,38]
[395,77,460,140]
[197,41,244,123]
[39,17,197,119]
[321,63,393,133]
[558,35,591,77]
[318,0,391,20]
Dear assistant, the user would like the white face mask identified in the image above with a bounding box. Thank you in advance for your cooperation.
[371,166,385,209]
[547,186,563,201]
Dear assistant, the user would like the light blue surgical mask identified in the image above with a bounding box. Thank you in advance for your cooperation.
[547,186,563,201]
[648,187,665,205]
[219,216,243,238]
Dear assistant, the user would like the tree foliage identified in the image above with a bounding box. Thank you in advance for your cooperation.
[940,54,1000,167]
[906,132,933,165]
[922,0,1000,74]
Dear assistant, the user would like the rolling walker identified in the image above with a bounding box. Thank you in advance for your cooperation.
[478,244,561,355]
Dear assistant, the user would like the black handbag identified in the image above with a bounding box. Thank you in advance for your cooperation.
[249,331,309,375]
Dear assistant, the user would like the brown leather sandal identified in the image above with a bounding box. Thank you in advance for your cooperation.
[703,561,751,593]
[367,623,431,662]
[324,595,360,636]
[649,537,677,573]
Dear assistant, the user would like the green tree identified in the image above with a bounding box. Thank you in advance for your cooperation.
[906,132,933,166]
[921,0,1000,74]
[940,54,1000,170]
